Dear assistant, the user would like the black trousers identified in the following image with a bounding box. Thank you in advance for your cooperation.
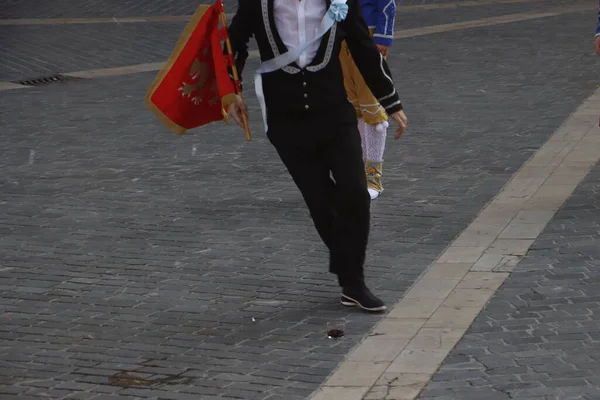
[268,117,370,288]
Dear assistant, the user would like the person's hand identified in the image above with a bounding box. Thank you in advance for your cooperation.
[594,36,600,55]
[389,110,407,140]
[225,94,248,128]
[376,44,389,57]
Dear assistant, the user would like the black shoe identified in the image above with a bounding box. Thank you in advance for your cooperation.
[341,285,386,312]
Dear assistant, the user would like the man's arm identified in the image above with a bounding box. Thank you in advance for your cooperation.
[224,0,254,124]
[594,3,600,55]
[596,3,600,37]
[227,0,254,79]
[373,0,397,48]
[343,0,402,115]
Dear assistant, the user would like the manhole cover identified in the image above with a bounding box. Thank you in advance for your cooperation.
[11,74,81,86]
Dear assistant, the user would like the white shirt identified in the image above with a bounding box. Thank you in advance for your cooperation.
[273,0,327,68]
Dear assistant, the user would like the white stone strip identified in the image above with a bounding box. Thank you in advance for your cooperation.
[310,90,600,400]
[399,0,547,12]
[395,3,593,39]
[1,4,590,92]
[0,0,552,26]
[62,62,166,79]
[0,82,29,91]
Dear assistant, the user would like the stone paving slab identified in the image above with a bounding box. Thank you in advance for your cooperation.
[419,163,600,400]
[1,7,599,400]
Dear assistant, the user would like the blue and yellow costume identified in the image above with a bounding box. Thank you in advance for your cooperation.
[339,0,398,199]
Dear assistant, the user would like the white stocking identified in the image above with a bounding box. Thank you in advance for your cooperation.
[364,121,388,162]
[357,118,367,162]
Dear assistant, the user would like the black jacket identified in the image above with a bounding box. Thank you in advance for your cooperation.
[228,0,402,124]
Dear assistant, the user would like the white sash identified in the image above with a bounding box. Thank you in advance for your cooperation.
[254,0,348,132]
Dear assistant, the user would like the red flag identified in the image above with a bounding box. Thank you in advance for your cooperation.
[145,1,236,135]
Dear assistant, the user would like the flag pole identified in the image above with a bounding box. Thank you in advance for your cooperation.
[218,7,251,141]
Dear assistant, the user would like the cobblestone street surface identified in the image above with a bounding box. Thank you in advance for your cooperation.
[0,0,588,81]
[0,0,551,19]
[419,164,600,400]
[1,0,600,399]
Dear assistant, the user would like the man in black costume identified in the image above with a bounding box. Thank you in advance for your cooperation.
[224,0,407,312]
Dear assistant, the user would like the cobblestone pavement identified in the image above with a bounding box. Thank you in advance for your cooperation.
[0,0,588,82]
[0,22,185,81]
[397,0,587,30]
[419,163,600,400]
[1,1,599,400]
[0,0,537,19]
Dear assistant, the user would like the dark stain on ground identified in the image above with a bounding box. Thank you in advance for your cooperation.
[109,371,192,387]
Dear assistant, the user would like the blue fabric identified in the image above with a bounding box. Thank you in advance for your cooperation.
[596,2,600,37]
[360,0,397,46]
